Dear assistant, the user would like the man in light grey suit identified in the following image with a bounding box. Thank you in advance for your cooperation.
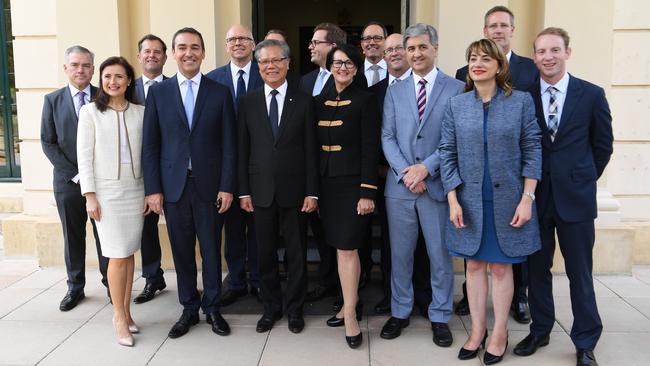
[379,23,464,346]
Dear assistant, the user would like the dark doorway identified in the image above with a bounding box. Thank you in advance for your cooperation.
[253,0,402,76]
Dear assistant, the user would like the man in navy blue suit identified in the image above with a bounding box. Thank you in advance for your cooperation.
[454,5,539,323]
[143,27,236,339]
[132,34,168,304]
[514,27,613,366]
[206,24,263,307]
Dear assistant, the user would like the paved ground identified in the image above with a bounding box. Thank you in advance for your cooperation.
[1,253,650,365]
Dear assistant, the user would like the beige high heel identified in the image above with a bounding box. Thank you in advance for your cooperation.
[112,316,135,347]
[128,322,140,334]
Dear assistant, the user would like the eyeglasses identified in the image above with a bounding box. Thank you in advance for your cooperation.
[258,57,288,67]
[226,36,253,44]
[384,46,405,55]
[360,35,385,42]
[331,59,355,69]
[309,39,332,47]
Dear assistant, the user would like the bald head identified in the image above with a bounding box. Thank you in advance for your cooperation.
[225,24,255,67]
[383,33,408,77]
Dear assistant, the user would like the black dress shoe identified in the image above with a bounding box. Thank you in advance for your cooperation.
[134,278,167,304]
[288,315,305,333]
[168,312,199,338]
[513,333,550,356]
[431,322,453,347]
[332,296,343,312]
[576,349,598,366]
[256,312,282,333]
[380,317,409,339]
[458,330,488,360]
[59,290,85,311]
[220,288,248,306]
[374,296,391,315]
[207,311,230,336]
[306,285,337,302]
[483,340,508,365]
[249,286,263,303]
[455,295,470,316]
[346,331,363,349]
[510,301,531,324]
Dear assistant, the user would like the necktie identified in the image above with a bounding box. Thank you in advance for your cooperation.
[236,69,246,102]
[391,77,401,85]
[269,89,279,140]
[547,86,559,141]
[184,80,195,129]
[370,64,381,86]
[417,79,427,123]
[76,91,86,117]
[144,79,157,98]
[312,70,328,96]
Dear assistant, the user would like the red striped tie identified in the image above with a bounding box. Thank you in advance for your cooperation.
[417,79,427,122]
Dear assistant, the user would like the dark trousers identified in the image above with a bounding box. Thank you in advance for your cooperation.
[528,190,602,350]
[54,189,108,291]
[309,212,339,289]
[254,201,307,316]
[141,213,164,281]
[163,176,223,314]
[224,205,259,290]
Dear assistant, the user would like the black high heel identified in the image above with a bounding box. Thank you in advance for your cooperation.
[483,337,508,365]
[346,331,363,349]
[458,329,488,360]
[325,301,363,327]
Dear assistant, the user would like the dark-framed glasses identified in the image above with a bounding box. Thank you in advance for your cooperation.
[258,57,288,67]
[331,59,355,69]
[384,46,405,55]
[309,39,332,47]
[226,36,253,44]
[360,35,385,42]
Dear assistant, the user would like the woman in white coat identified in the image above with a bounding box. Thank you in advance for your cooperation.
[77,56,148,347]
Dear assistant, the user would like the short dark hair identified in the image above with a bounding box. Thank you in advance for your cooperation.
[534,27,570,49]
[484,5,515,27]
[172,27,205,51]
[314,23,347,45]
[325,44,366,89]
[94,56,137,111]
[138,34,167,53]
[265,29,287,41]
[362,21,388,38]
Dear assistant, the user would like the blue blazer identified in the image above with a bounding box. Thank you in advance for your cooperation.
[298,68,335,96]
[205,61,264,109]
[133,75,169,105]
[530,75,613,223]
[142,75,237,203]
[456,51,538,92]
[440,89,542,257]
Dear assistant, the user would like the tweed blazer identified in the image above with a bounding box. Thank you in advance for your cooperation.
[77,102,145,195]
[439,89,542,257]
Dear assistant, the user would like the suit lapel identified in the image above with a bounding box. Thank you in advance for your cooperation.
[509,53,522,87]
[62,87,78,122]
[171,75,190,132]
[225,64,236,103]
[135,78,145,103]
[275,88,296,144]
[420,71,445,128]
[554,75,582,142]
[254,88,275,142]
[190,75,210,133]
[403,75,420,124]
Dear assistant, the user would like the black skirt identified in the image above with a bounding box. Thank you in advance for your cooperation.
[319,175,371,250]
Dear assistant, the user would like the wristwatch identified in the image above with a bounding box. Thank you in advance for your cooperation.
[523,191,536,201]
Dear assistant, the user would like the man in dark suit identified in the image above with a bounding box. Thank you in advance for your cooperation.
[514,27,613,366]
[143,27,236,338]
[41,45,109,311]
[206,24,264,306]
[454,5,539,323]
[131,34,168,304]
[361,21,388,87]
[238,39,318,334]
[298,23,347,302]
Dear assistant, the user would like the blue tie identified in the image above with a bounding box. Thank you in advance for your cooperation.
[312,70,327,96]
[184,80,194,129]
[269,89,279,140]
[236,69,246,102]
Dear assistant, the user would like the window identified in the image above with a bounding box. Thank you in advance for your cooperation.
[0,0,19,179]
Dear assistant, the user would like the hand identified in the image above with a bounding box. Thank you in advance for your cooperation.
[301,197,318,213]
[510,197,533,228]
[449,200,465,229]
[240,197,254,213]
[85,193,102,222]
[408,181,427,194]
[217,192,233,214]
[143,198,152,216]
[402,164,429,190]
[145,193,164,215]
[357,198,375,215]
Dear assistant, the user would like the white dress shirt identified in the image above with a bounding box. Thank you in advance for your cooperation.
[142,74,164,98]
[540,72,570,127]
[412,67,439,102]
[364,59,387,86]
[230,60,252,95]
[264,81,288,124]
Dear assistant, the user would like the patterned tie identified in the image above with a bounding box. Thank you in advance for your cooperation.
[184,80,195,129]
[370,64,381,86]
[312,69,328,96]
[236,69,246,102]
[76,91,86,117]
[547,86,559,141]
[269,90,279,140]
[417,79,427,123]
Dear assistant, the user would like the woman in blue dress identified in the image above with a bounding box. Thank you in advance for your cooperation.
[439,39,542,365]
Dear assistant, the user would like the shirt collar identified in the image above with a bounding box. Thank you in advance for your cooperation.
[142,74,164,84]
[264,80,288,97]
[413,67,438,87]
[364,58,387,72]
[540,72,570,94]
[69,84,91,98]
[231,60,252,77]
[506,50,513,61]
[388,68,411,85]
[177,71,202,87]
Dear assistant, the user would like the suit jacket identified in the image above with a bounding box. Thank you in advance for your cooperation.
[134,75,169,105]
[530,74,613,223]
[41,85,98,193]
[206,61,264,109]
[382,71,464,201]
[298,68,335,96]
[439,89,542,257]
[238,85,318,208]
[142,74,237,203]
[77,103,145,195]
[456,51,538,92]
